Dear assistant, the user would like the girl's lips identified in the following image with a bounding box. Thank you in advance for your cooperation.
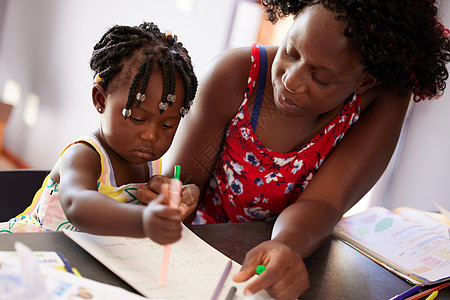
[133,149,154,160]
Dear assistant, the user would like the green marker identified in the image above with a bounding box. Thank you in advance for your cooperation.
[256,265,266,275]
[174,165,181,180]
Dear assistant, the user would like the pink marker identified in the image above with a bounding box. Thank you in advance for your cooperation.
[158,165,182,287]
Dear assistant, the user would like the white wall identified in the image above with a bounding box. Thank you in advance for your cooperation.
[0,0,238,168]
[367,1,450,212]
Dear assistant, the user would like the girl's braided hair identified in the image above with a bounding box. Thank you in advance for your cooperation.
[90,22,198,116]
[262,0,450,101]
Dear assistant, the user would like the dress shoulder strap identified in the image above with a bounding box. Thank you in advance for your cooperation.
[250,44,267,131]
[60,134,115,186]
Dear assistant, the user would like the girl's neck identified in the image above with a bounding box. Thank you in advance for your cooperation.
[93,129,150,185]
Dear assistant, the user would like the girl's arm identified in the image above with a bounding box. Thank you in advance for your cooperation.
[236,88,411,298]
[57,142,182,242]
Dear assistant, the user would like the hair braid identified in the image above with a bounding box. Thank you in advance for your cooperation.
[136,52,154,108]
[125,61,147,113]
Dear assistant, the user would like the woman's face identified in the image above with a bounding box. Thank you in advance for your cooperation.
[271,4,368,117]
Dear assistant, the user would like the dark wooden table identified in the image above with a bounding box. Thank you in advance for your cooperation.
[0,223,448,299]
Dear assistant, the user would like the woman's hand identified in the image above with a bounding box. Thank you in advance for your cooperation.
[137,175,200,221]
[137,175,169,205]
[233,240,309,300]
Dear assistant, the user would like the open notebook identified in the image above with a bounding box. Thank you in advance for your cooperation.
[64,225,272,300]
[332,206,450,285]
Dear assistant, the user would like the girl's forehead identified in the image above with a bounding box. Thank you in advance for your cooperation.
[132,70,184,114]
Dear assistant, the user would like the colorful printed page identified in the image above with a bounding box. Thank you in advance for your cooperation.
[332,207,450,285]
[64,225,272,300]
[0,244,147,299]
[0,251,71,271]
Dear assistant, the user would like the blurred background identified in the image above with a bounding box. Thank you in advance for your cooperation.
[0,0,448,213]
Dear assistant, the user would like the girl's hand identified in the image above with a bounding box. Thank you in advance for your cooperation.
[141,183,182,245]
[233,240,309,300]
[137,175,200,221]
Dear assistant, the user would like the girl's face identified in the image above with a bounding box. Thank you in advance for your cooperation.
[95,68,184,165]
[271,5,373,117]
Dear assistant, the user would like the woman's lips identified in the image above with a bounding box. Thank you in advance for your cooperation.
[275,93,299,112]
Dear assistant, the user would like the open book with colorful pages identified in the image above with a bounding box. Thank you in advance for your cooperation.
[332,206,450,285]
[64,224,272,300]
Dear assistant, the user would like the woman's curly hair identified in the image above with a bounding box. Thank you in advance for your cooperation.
[261,0,450,101]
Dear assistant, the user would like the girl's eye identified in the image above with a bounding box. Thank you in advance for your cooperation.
[161,123,174,129]
[129,116,145,123]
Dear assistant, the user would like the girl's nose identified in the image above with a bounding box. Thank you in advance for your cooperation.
[140,125,158,142]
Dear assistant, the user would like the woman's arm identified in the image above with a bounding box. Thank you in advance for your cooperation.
[162,47,252,192]
[273,88,410,257]
[236,88,411,299]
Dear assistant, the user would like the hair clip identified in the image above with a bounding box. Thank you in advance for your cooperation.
[136,93,146,102]
[122,108,131,119]
[159,102,168,112]
[94,73,103,84]
[180,107,189,117]
[164,30,177,42]
[136,93,145,108]
[165,30,173,39]
[167,94,176,103]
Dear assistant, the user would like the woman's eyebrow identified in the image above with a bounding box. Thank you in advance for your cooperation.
[287,37,337,74]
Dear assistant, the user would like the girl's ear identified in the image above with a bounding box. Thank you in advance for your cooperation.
[354,72,379,95]
[92,84,106,113]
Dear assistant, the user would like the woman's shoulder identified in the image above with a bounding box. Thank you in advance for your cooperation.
[203,47,252,89]
[193,47,254,123]
[198,45,278,113]
[359,85,411,113]
[206,45,278,81]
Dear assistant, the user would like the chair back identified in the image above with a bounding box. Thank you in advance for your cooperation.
[0,102,13,156]
[0,169,49,221]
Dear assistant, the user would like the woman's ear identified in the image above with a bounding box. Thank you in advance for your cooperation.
[354,72,379,95]
[92,84,106,113]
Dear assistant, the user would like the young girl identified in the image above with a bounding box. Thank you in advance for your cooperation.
[140,1,450,298]
[0,22,199,245]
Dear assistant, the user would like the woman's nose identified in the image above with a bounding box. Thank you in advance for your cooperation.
[282,66,307,94]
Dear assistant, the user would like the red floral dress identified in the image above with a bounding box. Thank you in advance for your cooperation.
[194,43,361,224]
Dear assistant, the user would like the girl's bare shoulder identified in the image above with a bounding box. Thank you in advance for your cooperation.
[51,141,102,185]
